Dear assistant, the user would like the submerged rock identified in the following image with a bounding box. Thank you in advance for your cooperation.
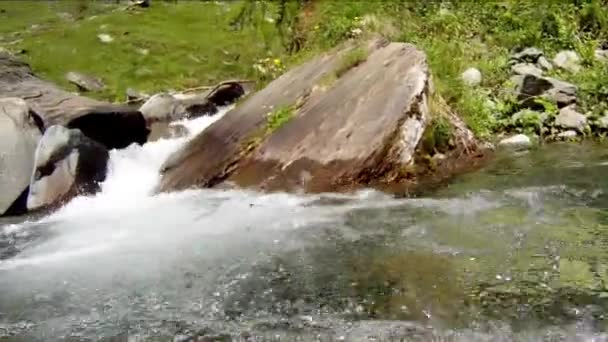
[159,40,481,194]
[27,125,108,211]
[461,67,482,87]
[65,71,105,92]
[497,134,532,149]
[555,105,587,131]
[0,98,44,216]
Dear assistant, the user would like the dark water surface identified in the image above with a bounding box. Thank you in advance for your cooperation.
[2,142,608,341]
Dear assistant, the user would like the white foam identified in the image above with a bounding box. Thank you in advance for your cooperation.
[47,109,229,220]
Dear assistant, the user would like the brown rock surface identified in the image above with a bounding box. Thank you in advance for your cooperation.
[159,40,482,194]
[159,42,357,191]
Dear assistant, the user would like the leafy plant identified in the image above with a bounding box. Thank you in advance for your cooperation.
[266,105,295,133]
[422,115,453,154]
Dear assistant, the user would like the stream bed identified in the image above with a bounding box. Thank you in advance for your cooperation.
[2,126,608,341]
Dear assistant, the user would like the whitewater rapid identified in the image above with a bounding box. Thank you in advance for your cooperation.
[3,109,608,340]
[50,109,230,219]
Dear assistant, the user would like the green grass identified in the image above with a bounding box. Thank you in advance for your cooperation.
[299,0,608,138]
[266,105,295,133]
[334,46,368,78]
[0,1,286,102]
[2,0,607,140]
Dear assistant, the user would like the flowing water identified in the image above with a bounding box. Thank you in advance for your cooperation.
[2,109,608,341]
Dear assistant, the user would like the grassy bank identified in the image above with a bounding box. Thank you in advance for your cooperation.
[0,1,285,102]
[1,1,607,139]
[299,1,608,138]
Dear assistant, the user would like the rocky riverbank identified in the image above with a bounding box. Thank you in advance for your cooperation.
[0,51,247,217]
[1,37,487,217]
[468,46,608,149]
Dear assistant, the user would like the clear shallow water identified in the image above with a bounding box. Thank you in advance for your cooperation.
[2,118,608,341]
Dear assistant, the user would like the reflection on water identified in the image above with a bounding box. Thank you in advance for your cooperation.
[2,142,608,341]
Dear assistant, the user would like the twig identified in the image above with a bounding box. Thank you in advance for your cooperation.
[123,80,255,105]
[179,79,254,95]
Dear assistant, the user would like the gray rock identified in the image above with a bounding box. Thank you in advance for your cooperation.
[66,71,105,92]
[97,33,114,43]
[147,122,189,142]
[597,114,608,129]
[511,63,543,77]
[498,134,532,149]
[461,67,482,86]
[0,98,43,216]
[130,0,150,7]
[139,93,186,122]
[595,49,608,62]
[511,47,544,63]
[513,74,577,108]
[555,105,587,130]
[159,40,480,193]
[57,12,74,21]
[557,130,578,139]
[126,87,149,102]
[27,125,108,211]
[537,56,553,71]
[1,53,149,149]
[553,50,582,73]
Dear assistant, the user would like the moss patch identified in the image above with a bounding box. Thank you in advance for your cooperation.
[334,46,368,78]
[266,105,295,133]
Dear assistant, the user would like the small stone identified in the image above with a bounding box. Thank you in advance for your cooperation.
[139,93,186,122]
[537,56,553,71]
[126,87,149,102]
[553,50,582,73]
[511,47,544,63]
[57,12,74,21]
[555,105,587,130]
[137,48,149,56]
[511,63,543,77]
[595,49,608,62]
[97,33,114,43]
[498,134,532,149]
[65,71,105,92]
[461,67,482,87]
[432,153,447,161]
[557,130,578,139]
[513,74,577,109]
[597,114,608,129]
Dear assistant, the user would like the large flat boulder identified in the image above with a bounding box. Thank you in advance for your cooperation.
[0,98,43,216]
[0,53,148,149]
[159,40,482,194]
[158,42,355,191]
